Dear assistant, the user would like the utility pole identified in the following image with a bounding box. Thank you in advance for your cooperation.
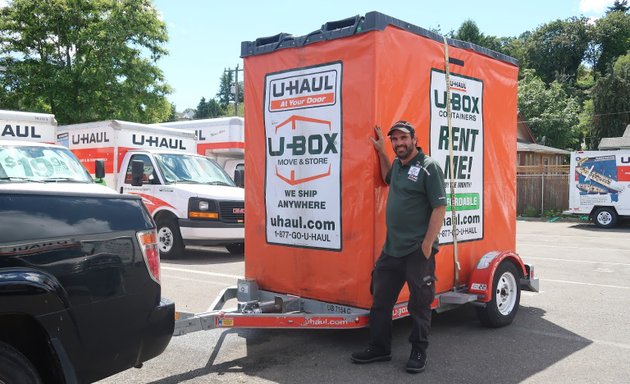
[225,64,244,116]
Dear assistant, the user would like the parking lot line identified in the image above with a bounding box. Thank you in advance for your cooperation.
[162,274,235,286]
[518,242,629,252]
[162,266,242,280]
[541,278,630,290]
[525,256,630,267]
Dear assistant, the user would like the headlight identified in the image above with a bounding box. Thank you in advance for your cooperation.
[189,198,218,220]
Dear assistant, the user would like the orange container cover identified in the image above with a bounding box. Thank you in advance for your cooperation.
[242,12,518,309]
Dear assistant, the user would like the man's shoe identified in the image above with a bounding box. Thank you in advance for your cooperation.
[406,348,427,373]
[351,348,392,364]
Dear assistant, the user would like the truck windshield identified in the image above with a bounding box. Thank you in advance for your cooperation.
[154,153,235,186]
[0,144,93,183]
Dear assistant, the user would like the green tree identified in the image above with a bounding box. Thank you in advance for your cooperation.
[453,20,502,52]
[216,71,233,108]
[216,69,243,110]
[194,97,209,119]
[590,52,630,145]
[518,69,581,149]
[607,0,629,12]
[0,0,171,124]
[592,10,630,75]
[522,17,592,84]
[166,103,177,122]
[207,98,224,118]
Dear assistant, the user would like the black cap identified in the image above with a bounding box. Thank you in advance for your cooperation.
[387,120,415,136]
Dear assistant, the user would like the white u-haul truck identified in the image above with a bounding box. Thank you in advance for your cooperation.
[156,117,245,186]
[57,120,245,258]
[567,150,630,228]
[0,109,116,195]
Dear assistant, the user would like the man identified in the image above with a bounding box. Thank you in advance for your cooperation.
[351,120,447,373]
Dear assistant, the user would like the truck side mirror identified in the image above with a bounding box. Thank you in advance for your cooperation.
[131,160,144,187]
[233,169,245,188]
[95,160,106,179]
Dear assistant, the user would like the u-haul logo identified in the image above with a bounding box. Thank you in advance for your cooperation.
[2,124,42,139]
[72,132,110,144]
[267,115,338,186]
[132,134,187,150]
[268,69,338,112]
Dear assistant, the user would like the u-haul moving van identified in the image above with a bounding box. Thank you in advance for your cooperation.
[0,109,116,195]
[58,120,245,258]
[156,117,245,184]
[567,150,630,228]
[1,109,58,143]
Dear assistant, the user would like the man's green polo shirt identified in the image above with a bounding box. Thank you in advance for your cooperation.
[384,148,447,257]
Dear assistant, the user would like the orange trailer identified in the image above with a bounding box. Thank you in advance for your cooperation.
[174,12,538,335]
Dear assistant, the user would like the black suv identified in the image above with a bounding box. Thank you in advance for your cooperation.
[0,189,174,383]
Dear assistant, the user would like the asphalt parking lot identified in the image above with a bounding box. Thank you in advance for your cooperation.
[99,219,630,383]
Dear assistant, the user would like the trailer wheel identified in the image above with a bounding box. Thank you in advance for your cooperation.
[157,219,184,259]
[0,341,42,384]
[477,261,521,328]
[593,207,617,229]
[226,243,244,255]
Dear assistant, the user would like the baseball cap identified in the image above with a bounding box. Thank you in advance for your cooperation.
[387,120,415,136]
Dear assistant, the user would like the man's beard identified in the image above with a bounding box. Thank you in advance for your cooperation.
[395,143,414,160]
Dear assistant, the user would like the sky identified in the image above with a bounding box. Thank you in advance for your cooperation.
[154,0,617,111]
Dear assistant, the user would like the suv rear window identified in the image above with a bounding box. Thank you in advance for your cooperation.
[0,193,154,243]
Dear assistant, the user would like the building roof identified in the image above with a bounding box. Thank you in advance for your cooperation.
[598,124,630,150]
[517,141,570,155]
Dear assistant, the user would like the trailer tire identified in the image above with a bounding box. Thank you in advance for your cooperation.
[157,219,184,259]
[476,261,521,328]
[593,207,617,229]
[0,341,42,384]
[226,243,244,255]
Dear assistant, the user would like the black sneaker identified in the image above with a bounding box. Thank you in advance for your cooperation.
[406,348,427,373]
[351,348,392,364]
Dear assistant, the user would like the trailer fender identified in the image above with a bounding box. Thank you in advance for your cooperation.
[467,251,526,302]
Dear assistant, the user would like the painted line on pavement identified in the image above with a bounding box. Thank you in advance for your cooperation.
[162,274,235,286]
[162,266,242,280]
[518,242,629,252]
[541,278,630,290]
[524,256,630,267]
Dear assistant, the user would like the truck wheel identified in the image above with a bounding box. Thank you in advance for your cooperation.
[157,219,184,259]
[226,243,244,255]
[593,207,617,229]
[0,342,42,384]
[476,261,521,328]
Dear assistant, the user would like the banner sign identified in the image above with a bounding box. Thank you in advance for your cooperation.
[263,62,343,250]
[430,69,484,243]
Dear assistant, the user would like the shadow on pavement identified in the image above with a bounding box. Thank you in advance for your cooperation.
[148,304,592,384]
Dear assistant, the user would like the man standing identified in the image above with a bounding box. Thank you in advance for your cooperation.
[351,121,447,373]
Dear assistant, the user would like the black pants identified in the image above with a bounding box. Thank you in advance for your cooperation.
[368,248,436,355]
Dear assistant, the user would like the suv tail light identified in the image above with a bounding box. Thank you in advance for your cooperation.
[137,230,161,284]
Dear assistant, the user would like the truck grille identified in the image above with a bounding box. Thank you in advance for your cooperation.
[219,201,245,223]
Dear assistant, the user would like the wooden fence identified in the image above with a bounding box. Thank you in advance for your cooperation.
[516,165,570,216]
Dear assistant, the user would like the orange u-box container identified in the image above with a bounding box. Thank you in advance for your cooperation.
[242,12,520,311]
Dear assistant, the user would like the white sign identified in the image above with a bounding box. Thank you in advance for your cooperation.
[430,69,484,243]
[264,62,343,250]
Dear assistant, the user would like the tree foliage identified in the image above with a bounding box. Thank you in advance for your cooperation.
[0,0,171,124]
[518,70,581,149]
[590,52,630,145]
[592,10,630,75]
[521,17,592,84]
[216,69,243,109]
[193,96,224,119]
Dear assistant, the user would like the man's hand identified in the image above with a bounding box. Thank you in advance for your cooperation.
[370,126,385,153]
[421,239,433,260]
